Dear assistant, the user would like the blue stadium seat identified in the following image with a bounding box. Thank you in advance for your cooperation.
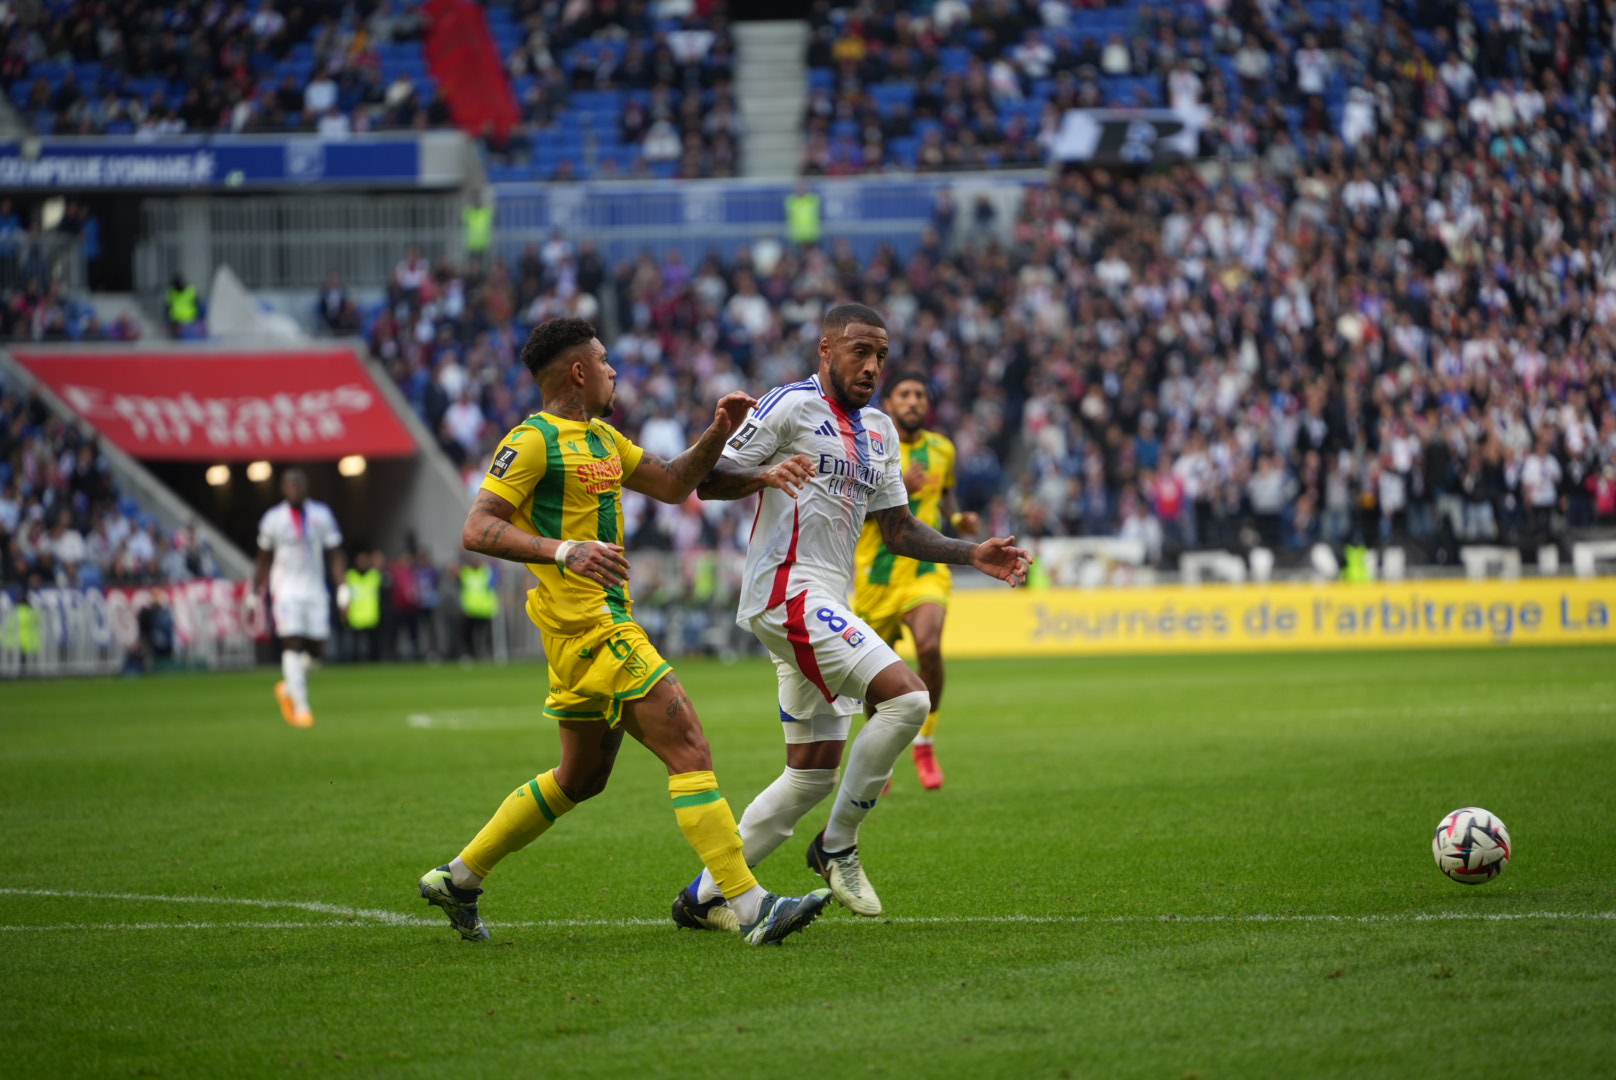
[940,47,972,74]
[871,82,916,110]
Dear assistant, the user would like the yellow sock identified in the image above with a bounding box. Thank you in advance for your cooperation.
[919,710,939,740]
[459,769,576,879]
[669,770,758,900]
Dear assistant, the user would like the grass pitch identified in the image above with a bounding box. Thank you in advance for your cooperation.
[3,647,1614,1079]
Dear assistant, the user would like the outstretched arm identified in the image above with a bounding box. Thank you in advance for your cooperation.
[463,489,630,589]
[695,454,817,502]
[625,391,757,504]
[870,504,1031,586]
[623,427,732,504]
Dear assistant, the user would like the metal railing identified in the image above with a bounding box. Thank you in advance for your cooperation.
[8,541,1616,679]
[0,581,257,679]
[135,193,461,294]
[0,231,86,292]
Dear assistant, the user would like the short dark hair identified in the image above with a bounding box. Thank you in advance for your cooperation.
[520,317,598,378]
[822,303,886,337]
[883,371,931,400]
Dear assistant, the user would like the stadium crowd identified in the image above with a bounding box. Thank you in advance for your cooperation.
[0,389,218,593]
[801,0,1616,175]
[1,0,741,180]
[367,0,1616,565]
[0,198,138,345]
[9,0,1616,568]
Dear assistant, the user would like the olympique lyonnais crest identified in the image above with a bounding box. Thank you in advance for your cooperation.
[868,431,885,456]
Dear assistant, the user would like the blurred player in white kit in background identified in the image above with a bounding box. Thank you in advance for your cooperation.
[251,468,345,728]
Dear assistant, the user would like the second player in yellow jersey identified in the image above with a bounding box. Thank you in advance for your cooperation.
[852,372,979,790]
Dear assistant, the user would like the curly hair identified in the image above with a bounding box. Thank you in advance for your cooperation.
[519,317,598,378]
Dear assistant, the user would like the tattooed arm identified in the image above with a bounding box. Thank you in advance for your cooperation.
[462,489,630,588]
[695,455,817,502]
[870,504,1032,586]
[624,391,759,504]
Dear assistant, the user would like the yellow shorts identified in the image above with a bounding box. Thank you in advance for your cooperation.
[541,621,672,727]
[853,569,952,647]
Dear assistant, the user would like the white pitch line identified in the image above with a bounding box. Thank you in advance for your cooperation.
[4,913,1616,932]
[0,888,1611,931]
[0,887,415,925]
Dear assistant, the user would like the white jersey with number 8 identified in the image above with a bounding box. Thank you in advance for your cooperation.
[723,374,908,624]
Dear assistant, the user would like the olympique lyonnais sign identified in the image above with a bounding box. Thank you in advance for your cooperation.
[11,348,417,462]
[0,136,423,189]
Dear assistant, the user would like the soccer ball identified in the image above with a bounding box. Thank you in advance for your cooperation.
[1432,807,1511,884]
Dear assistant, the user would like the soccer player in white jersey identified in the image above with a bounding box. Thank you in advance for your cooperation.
[671,303,1030,923]
[252,468,345,728]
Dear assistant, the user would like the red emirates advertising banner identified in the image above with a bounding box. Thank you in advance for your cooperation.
[12,348,417,461]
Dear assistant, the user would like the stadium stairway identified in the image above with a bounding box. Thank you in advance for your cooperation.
[735,21,808,179]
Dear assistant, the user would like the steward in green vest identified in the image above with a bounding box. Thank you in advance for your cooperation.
[166,274,199,332]
[459,560,498,661]
[342,553,383,662]
[4,595,40,672]
[463,193,493,257]
[346,567,382,629]
[1341,544,1372,583]
[785,186,821,246]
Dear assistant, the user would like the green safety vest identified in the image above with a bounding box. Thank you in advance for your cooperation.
[1341,545,1371,583]
[785,192,821,245]
[1026,555,1052,592]
[13,603,41,655]
[345,568,382,629]
[460,565,498,619]
[691,552,717,603]
[463,204,493,253]
[167,285,198,325]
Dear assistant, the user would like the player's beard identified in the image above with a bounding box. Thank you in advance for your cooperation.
[829,364,874,408]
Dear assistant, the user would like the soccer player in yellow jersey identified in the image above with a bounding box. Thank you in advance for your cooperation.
[852,373,979,790]
[418,317,829,945]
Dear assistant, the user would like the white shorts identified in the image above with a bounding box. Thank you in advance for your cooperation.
[748,587,901,743]
[272,593,331,641]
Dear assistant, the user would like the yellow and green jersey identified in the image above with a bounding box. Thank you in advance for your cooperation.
[855,428,957,588]
[481,412,645,638]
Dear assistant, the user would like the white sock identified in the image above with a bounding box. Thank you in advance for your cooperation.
[694,766,838,903]
[822,690,928,851]
[913,735,934,746]
[448,856,483,891]
[728,884,766,924]
[281,649,310,713]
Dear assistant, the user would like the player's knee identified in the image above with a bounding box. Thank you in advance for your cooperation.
[874,689,929,733]
[914,638,942,665]
[562,775,608,803]
[785,765,837,803]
